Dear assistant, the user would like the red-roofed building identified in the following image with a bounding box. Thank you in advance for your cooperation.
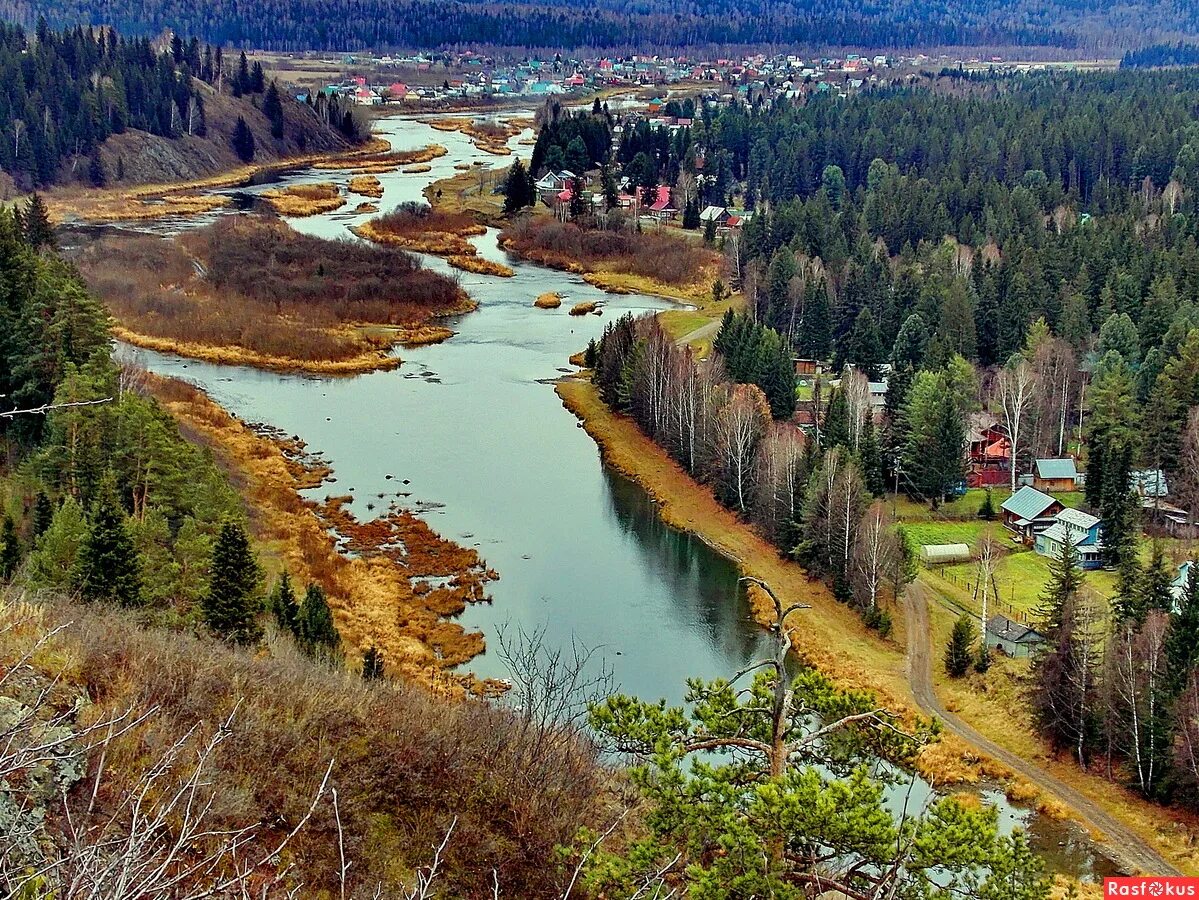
[387,82,408,100]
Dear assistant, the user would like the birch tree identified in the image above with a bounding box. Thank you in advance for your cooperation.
[715,384,769,513]
[842,366,872,453]
[1105,612,1171,798]
[994,358,1038,494]
[975,529,1001,643]
[853,502,897,611]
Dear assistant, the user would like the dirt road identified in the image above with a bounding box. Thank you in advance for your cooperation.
[904,583,1179,877]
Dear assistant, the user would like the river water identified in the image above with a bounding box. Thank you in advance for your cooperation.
[115,111,1118,880]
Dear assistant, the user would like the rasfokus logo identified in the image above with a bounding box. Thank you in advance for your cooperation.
[1105,878,1199,897]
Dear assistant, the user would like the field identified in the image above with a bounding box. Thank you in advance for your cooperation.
[74,216,472,373]
[424,165,507,222]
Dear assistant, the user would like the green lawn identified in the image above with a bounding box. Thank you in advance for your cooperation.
[902,520,992,551]
[936,545,1117,618]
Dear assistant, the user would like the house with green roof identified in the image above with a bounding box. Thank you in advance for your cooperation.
[1033,458,1079,492]
[1000,486,1064,544]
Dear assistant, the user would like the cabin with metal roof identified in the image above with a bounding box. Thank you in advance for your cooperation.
[1033,458,1079,492]
[986,615,1045,658]
[1000,486,1063,544]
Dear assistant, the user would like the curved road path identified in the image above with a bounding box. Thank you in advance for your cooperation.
[904,583,1179,877]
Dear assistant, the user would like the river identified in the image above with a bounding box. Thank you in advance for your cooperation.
[115,110,1118,881]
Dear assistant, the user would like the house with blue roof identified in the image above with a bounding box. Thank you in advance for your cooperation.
[1172,561,1194,611]
[1035,507,1104,569]
[1001,486,1063,544]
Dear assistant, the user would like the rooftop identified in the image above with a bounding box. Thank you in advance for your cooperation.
[1035,458,1078,480]
[1000,486,1058,521]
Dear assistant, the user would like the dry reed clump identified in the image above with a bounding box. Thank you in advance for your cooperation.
[1,596,606,898]
[312,143,448,171]
[146,375,494,682]
[354,201,379,213]
[534,292,563,309]
[53,193,232,223]
[427,117,525,154]
[501,217,717,290]
[73,218,471,372]
[569,300,598,316]
[392,324,455,346]
[260,182,346,216]
[348,174,383,198]
[403,164,433,174]
[447,255,515,277]
[352,204,487,258]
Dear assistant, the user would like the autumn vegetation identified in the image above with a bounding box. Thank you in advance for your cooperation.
[500,216,719,300]
[259,181,346,216]
[74,216,471,372]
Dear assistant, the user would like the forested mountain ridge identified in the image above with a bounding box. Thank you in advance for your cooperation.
[5,0,1199,53]
[0,21,357,190]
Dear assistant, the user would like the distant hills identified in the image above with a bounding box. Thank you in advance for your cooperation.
[4,0,1199,54]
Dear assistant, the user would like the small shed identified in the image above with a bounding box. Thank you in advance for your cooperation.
[920,543,972,566]
[986,615,1045,658]
[1033,458,1078,492]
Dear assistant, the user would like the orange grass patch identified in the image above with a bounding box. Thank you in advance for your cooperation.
[260,182,346,216]
[148,375,497,690]
[349,174,384,197]
[447,255,514,276]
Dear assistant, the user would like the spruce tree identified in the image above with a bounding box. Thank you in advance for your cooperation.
[945,615,975,677]
[503,159,531,214]
[21,194,54,251]
[203,521,262,644]
[76,479,142,607]
[32,491,54,537]
[263,81,285,139]
[1140,543,1176,616]
[1167,563,1199,695]
[362,645,385,680]
[270,570,300,636]
[300,583,341,654]
[978,488,996,521]
[232,117,256,163]
[859,419,886,497]
[0,515,20,580]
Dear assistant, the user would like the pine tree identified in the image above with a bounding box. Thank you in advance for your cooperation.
[362,645,385,680]
[88,153,107,187]
[232,117,256,163]
[300,583,341,654]
[76,478,142,607]
[203,521,261,644]
[0,516,20,580]
[703,215,716,244]
[270,570,300,636]
[21,194,54,251]
[945,614,975,677]
[1140,543,1176,616]
[250,60,266,93]
[859,418,886,497]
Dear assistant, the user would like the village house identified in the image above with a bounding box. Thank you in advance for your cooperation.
[986,615,1045,658]
[535,170,576,203]
[1000,486,1064,544]
[1035,508,1105,569]
[1032,458,1079,493]
[1173,561,1194,610]
[966,412,1010,488]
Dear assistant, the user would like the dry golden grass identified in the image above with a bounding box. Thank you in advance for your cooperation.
[427,116,524,154]
[403,163,433,174]
[45,137,393,224]
[312,143,447,171]
[113,326,401,375]
[353,206,488,259]
[46,193,232,223]
[260,182,346,216]
[391,324,455,345]
[348,174,383,198]
[569,301,598,316]
[447,255,514,276]
[354,201,379,213]
[148,375,496,687]
[534,292,563,309]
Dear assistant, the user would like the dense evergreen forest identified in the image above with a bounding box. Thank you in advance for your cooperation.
[7,0,1199,53]
[0,21,360,188]
[1122,43,1199,68]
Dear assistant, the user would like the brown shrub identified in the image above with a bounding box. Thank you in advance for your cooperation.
[6,598,606,898]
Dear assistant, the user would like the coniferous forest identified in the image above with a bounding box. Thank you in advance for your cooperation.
[8,0,1199,53]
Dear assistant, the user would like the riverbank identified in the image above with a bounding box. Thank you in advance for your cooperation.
[43,136,423,223]
[149,374,501,694]
[556,376,1199,875]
